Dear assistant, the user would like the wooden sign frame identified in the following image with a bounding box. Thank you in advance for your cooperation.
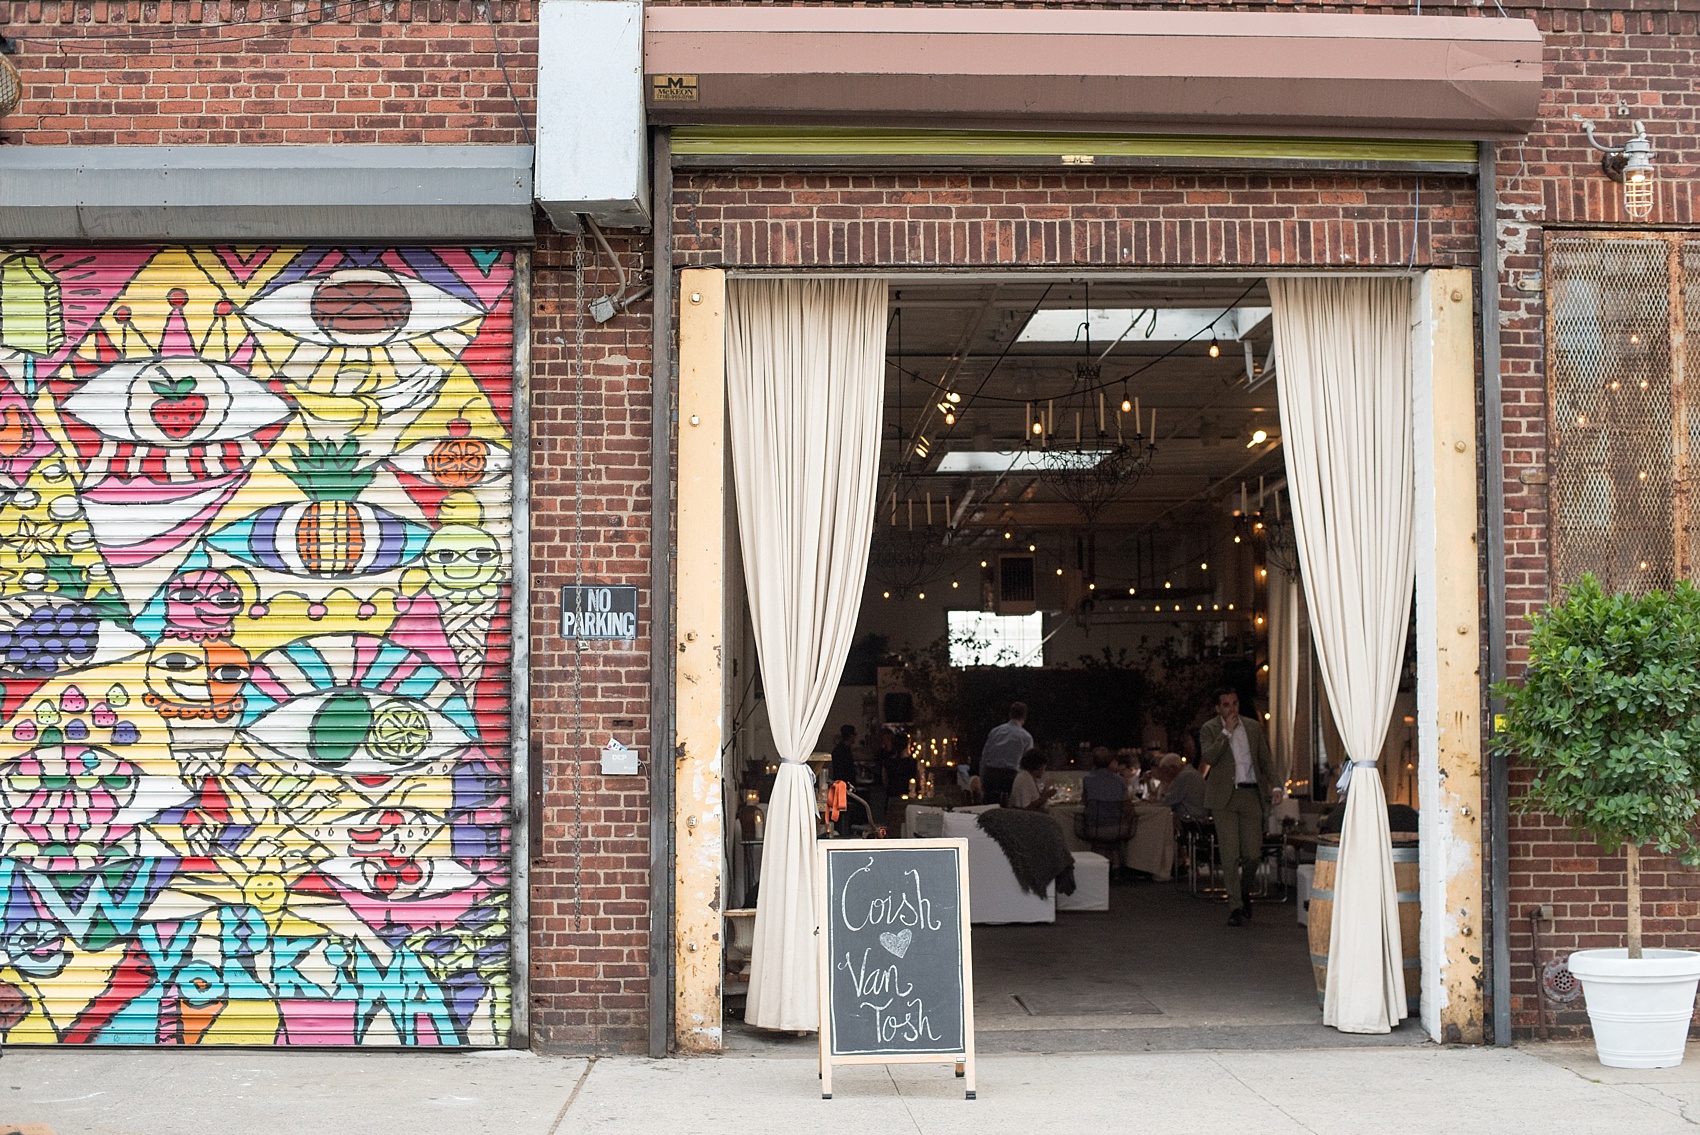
[816,837,977,1101]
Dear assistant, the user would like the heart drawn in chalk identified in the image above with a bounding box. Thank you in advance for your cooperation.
[879,928,913,959]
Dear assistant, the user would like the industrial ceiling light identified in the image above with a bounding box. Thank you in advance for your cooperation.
[1247,428,1269,448]
[1576,114,1657,220]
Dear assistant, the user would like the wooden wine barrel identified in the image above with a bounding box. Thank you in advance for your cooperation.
[1308,836,1420,1014]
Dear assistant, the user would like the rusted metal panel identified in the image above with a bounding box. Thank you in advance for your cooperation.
[673,268,726,1052]
[0,246,517,1046]
[1546,234,1680,595]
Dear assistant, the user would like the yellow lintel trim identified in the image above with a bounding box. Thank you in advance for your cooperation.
[672,127,1476,164]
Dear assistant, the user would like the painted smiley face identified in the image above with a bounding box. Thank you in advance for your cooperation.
[163,569,244,640]
[144,640,252,710]
[422,525,502,592]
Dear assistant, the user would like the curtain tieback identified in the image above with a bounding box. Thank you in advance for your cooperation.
[1336,759,1379,795]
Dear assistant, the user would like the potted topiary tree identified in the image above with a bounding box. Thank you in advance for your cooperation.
[1498,575,1700,1068]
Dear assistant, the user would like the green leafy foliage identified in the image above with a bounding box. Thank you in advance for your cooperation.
[1495,575,1700,864]
[284,438,375,503]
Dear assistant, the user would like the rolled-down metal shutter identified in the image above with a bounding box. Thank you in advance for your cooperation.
[0,246,516,1046]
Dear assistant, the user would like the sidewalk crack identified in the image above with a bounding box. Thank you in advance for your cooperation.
[1622,1083,1700,1126]
[1209,1054,1322,1135]
[546,1055,598,1135]
[885,1065,925,1134]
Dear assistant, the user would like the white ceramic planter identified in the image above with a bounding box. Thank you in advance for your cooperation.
[1568,948,1700,1068]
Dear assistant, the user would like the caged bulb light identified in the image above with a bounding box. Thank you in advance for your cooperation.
[1576,115,1657,221]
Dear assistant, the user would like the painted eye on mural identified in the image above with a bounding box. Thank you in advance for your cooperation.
[243,269,483,347]
[4,919,71,979]
[61,356,293,450]
[241,688,474,775]
[389,433,512,490]
[169,585,243,611]
[427,547,500,567]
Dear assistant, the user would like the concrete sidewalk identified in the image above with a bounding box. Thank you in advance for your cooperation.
[5,1041,1698,1134]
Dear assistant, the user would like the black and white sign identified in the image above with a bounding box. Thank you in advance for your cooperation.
[561,585,638,640]
[817,839,976,1099]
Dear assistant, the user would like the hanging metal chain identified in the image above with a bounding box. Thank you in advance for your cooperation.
[572,233,587,932]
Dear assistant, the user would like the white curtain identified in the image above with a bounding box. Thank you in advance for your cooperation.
[1266,560,1302,786]
[1269,276,1414,1035]
[729,278,888,1032]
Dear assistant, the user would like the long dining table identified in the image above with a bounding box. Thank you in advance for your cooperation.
[1047,799,1176,880]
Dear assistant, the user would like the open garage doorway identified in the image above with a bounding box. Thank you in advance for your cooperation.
[679,270,1484,1054]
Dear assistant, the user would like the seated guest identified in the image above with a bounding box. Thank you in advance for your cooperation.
[1006,749,1056,811]
[1161,752,1210,820]
[1082,748,1132,831]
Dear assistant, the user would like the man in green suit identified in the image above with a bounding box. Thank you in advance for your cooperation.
[1199,687,1282,926]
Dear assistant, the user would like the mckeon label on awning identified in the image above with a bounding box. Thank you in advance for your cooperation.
[562,585,639,640]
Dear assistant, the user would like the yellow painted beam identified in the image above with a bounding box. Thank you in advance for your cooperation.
[1421,267,1485,1044]
[674,268,727,1053]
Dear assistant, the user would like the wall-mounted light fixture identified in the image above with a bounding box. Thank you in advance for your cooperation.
[1575,115,1656,220]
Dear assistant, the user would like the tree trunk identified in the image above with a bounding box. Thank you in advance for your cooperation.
[1626,842,1643,960]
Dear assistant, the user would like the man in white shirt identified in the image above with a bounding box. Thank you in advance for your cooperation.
[1199,687,1281,926]
[979,701,1032,806]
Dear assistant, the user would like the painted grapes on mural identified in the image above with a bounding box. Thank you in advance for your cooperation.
[0,247,514,1046]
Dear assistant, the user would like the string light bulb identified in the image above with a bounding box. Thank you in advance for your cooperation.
[1120,382,1133,415]
[1208,328,1222,359]
[944,410,956,425]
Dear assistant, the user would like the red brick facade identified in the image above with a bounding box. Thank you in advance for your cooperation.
[6,0,1699,1048]
[1491,4,1700,1040]
[527,234,657,1052]
[674,172,1478,270]
[0,1,539,147]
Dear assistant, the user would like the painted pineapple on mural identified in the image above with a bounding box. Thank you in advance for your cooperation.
[0,246,515,1048]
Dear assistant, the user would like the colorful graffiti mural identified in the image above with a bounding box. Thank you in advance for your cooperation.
[0,247,514,1046]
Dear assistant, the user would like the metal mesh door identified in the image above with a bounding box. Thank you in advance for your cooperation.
[1547,234,1686,594]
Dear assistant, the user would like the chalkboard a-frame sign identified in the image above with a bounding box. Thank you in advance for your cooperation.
[817,838,977,1100]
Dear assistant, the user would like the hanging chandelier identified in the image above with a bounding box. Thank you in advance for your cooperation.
[867,496,959,599]
[1029,355,1157,526]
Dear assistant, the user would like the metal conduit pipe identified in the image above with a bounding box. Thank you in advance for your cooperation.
[1478,141,1514,1047]
[648,128,678,1060]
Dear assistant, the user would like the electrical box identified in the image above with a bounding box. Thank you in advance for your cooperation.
[601,738,641,776]
[535,0,650,231]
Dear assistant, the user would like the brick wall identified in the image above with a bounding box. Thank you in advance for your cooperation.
[0,0,538,146]
[526,231,657,1053]
[1490,3,1700,1041]
[675,172,1478,270]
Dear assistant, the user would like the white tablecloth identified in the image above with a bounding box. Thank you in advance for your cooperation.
[1048,801,1175,880]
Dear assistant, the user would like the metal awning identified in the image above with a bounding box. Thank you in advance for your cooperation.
[0,146,535,242]
[645,9,1544,140]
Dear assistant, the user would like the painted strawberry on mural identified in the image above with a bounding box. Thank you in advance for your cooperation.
[148,374,208,440]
